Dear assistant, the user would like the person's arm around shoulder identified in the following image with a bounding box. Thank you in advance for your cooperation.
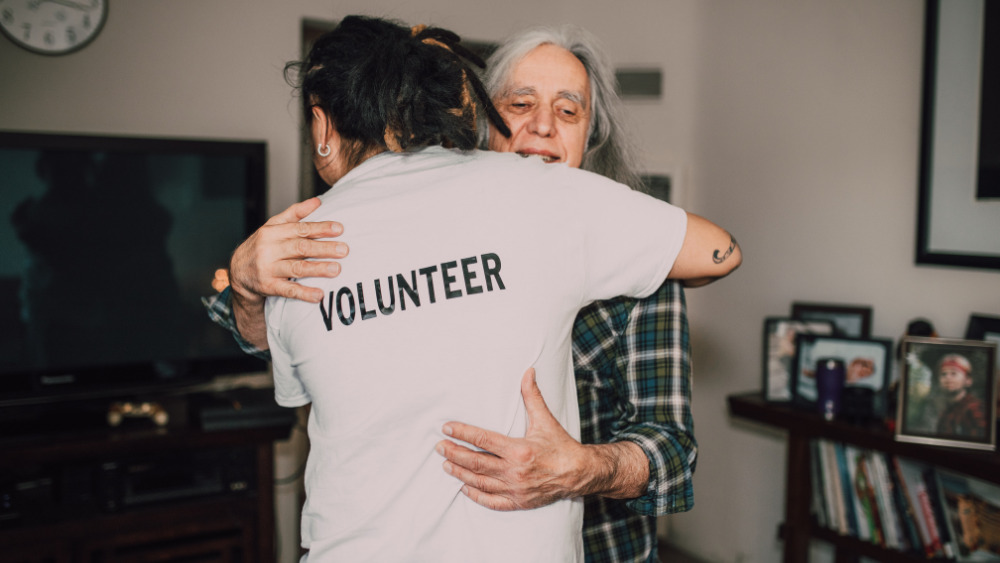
[669,212,742,287]
[229,197,349,350]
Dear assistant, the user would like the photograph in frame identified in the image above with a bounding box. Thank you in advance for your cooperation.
[896,337,998,451]
[790,301,873,339]
[791,334,892,417]
[762,317,835,402]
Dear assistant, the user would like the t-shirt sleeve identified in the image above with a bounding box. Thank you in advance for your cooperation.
[563,171,688,303]
[265,296,312,407]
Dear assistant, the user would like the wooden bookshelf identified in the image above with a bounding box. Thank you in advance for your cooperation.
[728,391,1000,563]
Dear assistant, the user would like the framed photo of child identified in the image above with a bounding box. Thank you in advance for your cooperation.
[896,337,998,451]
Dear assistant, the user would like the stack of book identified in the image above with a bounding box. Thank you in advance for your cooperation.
[809,439,1000,561]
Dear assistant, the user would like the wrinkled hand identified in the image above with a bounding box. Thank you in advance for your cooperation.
[436,368,589,511]
[229,197,349,305]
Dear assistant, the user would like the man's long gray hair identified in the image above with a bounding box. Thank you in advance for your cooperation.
[482,25,645,191]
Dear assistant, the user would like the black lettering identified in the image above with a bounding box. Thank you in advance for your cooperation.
[397,271,420,310]
[441,260,462,299]
[461,256,483,295]
[375,277,395,315]
[357,283,377,320]
[336,287,356,326]
[482,253,505,291]
[419,265,439,304]
[320,292,336,331]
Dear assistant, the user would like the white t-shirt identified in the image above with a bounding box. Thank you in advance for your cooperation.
[266,147,687,562]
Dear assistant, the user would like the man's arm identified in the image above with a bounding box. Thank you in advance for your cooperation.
[436,369,649,511]
[669,212,742,287]
[436,281,696,513]
[227,197,349,350]
[598,281,696,515]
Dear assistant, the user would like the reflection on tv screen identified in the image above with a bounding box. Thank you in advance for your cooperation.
[0,139,263,392]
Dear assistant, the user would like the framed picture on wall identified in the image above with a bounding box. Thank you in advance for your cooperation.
[896,337,997,451]
[762,317,835,403]
[791,334,892,418]
[791,302,873,339]
[916,0,1000,270]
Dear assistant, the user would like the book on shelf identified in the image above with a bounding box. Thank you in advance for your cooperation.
[844,445,870,542]
[821,439,847,534]
[887,455,923,555]
[835,443,861,537]
[854,451,886,546]
[809,440,828,529]
[868,451,903,550]
[806,437,1000,561]
[933,469,1000,561]
[893,456,940,558]
[924,467,958,560]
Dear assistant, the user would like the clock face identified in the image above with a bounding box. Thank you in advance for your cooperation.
[0,0,108,55]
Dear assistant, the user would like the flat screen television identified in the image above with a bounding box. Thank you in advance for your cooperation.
[0,131,268,409]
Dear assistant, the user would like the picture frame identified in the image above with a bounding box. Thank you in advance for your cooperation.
[896,337,998,451]
[966,313,1000,375]
[791,302,873,339]
[762,317,835,403]
[916,0,1000,271]
[791,334,893,418]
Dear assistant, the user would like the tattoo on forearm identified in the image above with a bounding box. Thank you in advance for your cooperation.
[713,234,737,264]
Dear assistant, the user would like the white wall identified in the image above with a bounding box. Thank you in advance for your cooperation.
[3,1,998,562]
[671,2,1000,562]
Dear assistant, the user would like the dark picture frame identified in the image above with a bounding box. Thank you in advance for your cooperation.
[791,302,873,339]
[916,0,1000,270]
[762,317,835,403]
[967,313,1000,375]
[791,334,893,418]
[896,337,997,451]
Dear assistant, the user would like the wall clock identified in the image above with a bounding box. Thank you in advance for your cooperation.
[0,0,108,55]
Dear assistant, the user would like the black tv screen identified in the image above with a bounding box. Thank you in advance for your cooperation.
[0,131,268,407]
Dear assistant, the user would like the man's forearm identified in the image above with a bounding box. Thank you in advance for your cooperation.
[231,291,270,351]
[580,440,650,500]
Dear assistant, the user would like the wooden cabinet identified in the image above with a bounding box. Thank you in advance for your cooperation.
[728,392,1000,563]
[0,399,293,563]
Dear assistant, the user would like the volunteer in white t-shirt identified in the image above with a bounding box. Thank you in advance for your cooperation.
[265,16,741,562]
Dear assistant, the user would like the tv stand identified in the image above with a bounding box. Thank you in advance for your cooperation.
[0,391,294,563]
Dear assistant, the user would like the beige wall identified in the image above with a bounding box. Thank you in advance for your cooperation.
[3,1,998,562]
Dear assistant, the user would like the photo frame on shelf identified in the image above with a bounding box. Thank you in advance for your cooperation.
[896,337,997,451]
[762,317,835,403]
[966,314,1000,375]
[790,302,873,339]
[791,334,893,418]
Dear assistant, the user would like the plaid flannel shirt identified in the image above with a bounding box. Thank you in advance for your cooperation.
[202,280,696,563]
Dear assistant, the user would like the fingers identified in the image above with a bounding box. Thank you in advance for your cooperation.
[442,421,510,457]
[264,197,323,226]
[457,484,520,512]
[270,279,325,304]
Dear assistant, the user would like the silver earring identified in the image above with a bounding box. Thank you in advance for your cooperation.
[317,144,331,157]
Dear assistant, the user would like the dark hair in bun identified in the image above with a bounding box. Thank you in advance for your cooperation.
[285,15,510,168]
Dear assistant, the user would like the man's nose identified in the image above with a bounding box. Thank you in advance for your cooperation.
[527,106,555,137]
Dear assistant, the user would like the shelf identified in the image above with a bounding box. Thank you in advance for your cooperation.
[0,391,293,563]
[728,392,999,483]
[728,391,1000,563]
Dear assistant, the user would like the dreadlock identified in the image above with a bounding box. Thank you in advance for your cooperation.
[284,16,510,169]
